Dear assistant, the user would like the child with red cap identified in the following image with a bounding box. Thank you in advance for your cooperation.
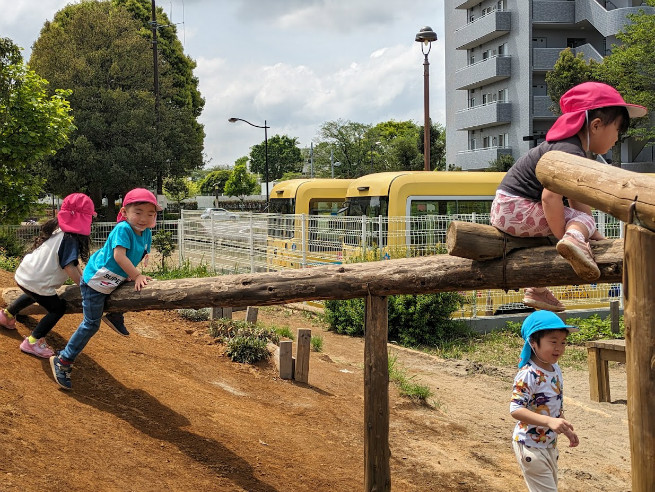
[0,193,96,358]
[50,188,161,389]
[490,82,647,311]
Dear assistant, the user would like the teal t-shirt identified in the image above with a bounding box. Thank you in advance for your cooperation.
[83,221,151,294]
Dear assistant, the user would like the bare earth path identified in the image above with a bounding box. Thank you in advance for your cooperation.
[0,270,630,491]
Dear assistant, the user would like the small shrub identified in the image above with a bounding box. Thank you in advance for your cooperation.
[272,325,295,340]
[152,230,176,270]
[178,308,210,322]
[0,249,20,271]
[388,353,432,403]
[310,335,323,352]
[209,319,279,363]
[0,230,25,258]
[226,336,270,364]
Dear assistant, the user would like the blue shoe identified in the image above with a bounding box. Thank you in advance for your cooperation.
[102,313,129,336]
[50,355,73,390]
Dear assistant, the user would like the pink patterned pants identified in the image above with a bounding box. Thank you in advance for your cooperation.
[490,191,596,238]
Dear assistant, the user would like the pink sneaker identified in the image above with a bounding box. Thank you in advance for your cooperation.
[20,337,55,358]
[0,309,16,329]
[523,288,565,312]
[556,236,601,281]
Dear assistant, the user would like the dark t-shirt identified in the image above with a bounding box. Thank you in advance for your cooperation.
[58,234,80,269]
[497,136,586,202]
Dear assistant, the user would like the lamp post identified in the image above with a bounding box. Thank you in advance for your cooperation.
[228,117,270,203]
[415,26,437,172]
[214,182,219,207]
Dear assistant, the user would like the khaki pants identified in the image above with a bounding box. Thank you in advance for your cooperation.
[512,441,559,492]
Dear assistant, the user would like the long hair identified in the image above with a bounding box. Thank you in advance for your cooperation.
[32,218,92,262]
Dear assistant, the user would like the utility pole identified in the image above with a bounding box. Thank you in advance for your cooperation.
[151,0,162,194]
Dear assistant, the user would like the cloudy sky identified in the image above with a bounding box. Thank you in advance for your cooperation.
[1,0,445,168]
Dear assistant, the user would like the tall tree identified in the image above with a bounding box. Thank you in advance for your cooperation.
[224,162,259,202]
[29,1,204,209]
[545,48,599,114]
[317,119,372,178]
[0,37,74,223]
[249,135,302,181]
[199,167,233,195]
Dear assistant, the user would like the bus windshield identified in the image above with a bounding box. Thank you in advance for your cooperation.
[345,196,389,218]
[344,196,389,247]
[268,198,295,238]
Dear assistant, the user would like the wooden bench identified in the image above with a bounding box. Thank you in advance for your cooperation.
[585,339,626,402]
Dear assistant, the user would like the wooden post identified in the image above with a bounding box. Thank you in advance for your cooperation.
[278,340,293,380]
[294,329,311,384]
[623,224,655,491]
[245,306,259,324]
[210,307,232,320]
[364,294,390,492]
[610,300,620,334]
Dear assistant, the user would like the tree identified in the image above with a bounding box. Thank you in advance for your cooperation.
[369,120,423,172]
[545,48,599,114]
[163,177,191,210]
[29,1,204,210]
[249,135,302,181]
[601,1,655,145]
[487,153,514,172]
[224,163,259,202]
[199,168,233,195]
[417,122,447,171]
[0,37,75,223]
[317,119,372,178]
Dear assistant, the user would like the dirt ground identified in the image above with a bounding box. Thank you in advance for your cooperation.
[0,269,632,491]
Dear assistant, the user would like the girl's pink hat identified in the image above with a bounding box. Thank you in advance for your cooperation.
[58,193,97,236]
[546,82,647,142]
[117,188,162,223]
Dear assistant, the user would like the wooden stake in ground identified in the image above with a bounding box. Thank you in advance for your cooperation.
[623,223,655,491]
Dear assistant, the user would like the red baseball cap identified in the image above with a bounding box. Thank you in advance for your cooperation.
[117,188,162,223]
[58,193,97,236]
[546,82,647,142]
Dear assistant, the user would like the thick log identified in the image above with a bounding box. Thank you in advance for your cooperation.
[623,224,655,492]
[447,221,557,261]
[364,295,390,492]
[2,242,624,315]
[536,150,655,230]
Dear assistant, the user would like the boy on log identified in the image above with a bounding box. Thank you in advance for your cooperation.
[490,82,647,311]
[49,189,161,390]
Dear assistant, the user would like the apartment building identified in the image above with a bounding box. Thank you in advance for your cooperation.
[444,0,655,171]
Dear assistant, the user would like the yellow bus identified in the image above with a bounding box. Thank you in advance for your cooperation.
[343,171,505,256]
[267,178,353,269]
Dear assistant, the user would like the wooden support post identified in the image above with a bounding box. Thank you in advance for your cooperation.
[294,329,311,384]
[278,340,293,380]
[586,346,610,402]
[364,294,390,492]
[623,224,655,491]
[245,306,259,324]
[610,300,620,334]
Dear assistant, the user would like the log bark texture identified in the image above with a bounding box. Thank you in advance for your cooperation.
[447,221,557,261]
[623,224,655,492]
[536,150,655,230]
[2,241,624,315]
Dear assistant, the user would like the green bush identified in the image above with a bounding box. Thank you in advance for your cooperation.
[0,230,26,258]
[152,230,175,270]
[209,319,279,363]
[226,336,270,364]
[325,292,470,347]
[178,308,210,322]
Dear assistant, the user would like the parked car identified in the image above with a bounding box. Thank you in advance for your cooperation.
[200,207,237,220]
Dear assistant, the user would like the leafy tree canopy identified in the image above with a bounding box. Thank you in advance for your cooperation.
[224,162,259,200]
[163,176,191,208]
[249,134,302,181]
[29,0,204,208]
[486,153,514,172]
[0,37,74,223]
[199,168,233,195]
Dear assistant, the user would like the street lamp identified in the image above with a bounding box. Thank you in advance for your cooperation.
[228,117,270,203]
[415,26,437,172]
[214,182,219,207]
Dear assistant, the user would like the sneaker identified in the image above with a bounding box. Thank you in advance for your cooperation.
[523,288,565,312]
[20,337,55,358]
[556,236,601,282]
[0,309,16,330]
[50,355,73,390]
[102,313,129,336]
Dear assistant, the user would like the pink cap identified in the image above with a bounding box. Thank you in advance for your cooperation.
[57,193,97,236]
[117,188,162,223]
[546,82,647,142]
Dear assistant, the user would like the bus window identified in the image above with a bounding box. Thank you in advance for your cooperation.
[344,196,389,247]
[308,199,347,252]
[268,198,294,238]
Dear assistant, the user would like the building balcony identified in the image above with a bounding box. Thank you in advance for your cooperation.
[455,55,511,91]
[454,10,511,50]
[533,96,557,119]
[455,0,481,9]
[532,43,603,72]
[576,0,655,38]
[455,147,513,171]
[454,102,512,131]
[533,1,576,25]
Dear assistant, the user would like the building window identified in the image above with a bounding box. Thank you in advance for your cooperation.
[470,137,477,151]
[498,43,507,56]
[498,133,509,147]
[498,89,508,102]
[497,0,505,10]
[483,136,490,148]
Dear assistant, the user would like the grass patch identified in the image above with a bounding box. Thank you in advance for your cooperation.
[208,319,279,364]
[310,335,323,352]
[178,308,210,322]
[271,325,295,340]
[388,352,432,403]
[146,260,213,280]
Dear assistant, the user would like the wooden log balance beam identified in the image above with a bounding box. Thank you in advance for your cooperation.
[2,241,624,315]
[536,150,655,492]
